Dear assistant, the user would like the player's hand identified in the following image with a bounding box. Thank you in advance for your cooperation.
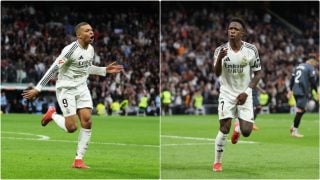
[106,62,124,74]
[22,89,39,101]
[287,90,293,99]
[218,47,228,60]
[236,92,248,105]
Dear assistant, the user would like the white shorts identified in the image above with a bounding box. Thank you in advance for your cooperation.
[218,94,254,123]
[56,84,93,117]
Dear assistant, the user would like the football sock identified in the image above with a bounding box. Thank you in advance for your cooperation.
[293,112,304,128]
[235,120,240,133]
[214,131,228,163]
[75,128,92,160]
[235,124,240,133]
[52,113,68,132]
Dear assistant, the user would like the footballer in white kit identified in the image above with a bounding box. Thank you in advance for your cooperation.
[35,41,106,116]
[212,18,262,172]
[22,22,123,169]
[214,41,261,122]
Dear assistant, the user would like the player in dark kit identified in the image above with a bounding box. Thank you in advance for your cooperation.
[289,58,318,138]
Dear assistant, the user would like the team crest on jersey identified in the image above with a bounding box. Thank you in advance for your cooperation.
[240,57,248,66]
[79,55,84,60]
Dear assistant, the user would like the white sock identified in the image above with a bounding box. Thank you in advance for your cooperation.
[75,128,92,160]
[292,127,298,134]
[52,113,68,132]
[235,119,240,133]
[214,131,228,164]
[235,125,240,133]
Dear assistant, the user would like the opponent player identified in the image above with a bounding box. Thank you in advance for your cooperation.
[212,18,262,172]
[289,58,318,138]
[22,22,123,168]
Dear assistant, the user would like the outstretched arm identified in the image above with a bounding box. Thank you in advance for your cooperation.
[88,61,123,76]
[106,61,124,74]
[21,44,74,100]
[22,61,59,100]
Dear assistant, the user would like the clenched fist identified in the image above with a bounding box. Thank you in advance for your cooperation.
[236,92,248,105]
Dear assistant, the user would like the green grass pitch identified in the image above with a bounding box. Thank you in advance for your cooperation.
[1,113,319,179]
[161,113,319,179]
[1,114,159,179]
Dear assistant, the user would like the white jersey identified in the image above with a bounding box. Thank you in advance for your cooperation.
[214,41,261,101]
[35,41,106,92]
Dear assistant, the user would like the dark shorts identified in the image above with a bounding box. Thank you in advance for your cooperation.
[252,90,260,107]
[294,95,308,110]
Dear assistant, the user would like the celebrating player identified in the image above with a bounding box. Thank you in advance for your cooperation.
[212,18,262,172]
[22,22,123,168]
[288,58,318,138]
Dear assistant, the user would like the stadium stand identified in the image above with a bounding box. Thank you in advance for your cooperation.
[1,2,318,114]
[1,2,159,115]
[161,2,319,114]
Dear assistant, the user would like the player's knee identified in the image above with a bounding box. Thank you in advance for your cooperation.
[220,126,230,134]
[241,128,252,137]
[81,119,92,129]
[66,124,77,133]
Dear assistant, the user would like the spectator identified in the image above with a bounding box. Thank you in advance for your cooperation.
[1,92,9,113]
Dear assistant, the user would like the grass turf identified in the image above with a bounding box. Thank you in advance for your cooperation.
[1,113,319,179]
[1,114,159,179]
[161,113,319,179]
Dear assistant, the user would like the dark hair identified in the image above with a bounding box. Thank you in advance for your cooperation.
[74,22,90,35]
[229,17,246,31]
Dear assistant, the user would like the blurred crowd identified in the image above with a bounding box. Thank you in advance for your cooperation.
[161,2,319,114]
[1,2,319,115]
[1,3,159,115]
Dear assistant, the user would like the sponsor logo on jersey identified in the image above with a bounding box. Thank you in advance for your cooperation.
[224,63,246,74]
[78,60,92,67]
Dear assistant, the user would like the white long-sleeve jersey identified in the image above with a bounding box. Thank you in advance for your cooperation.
[213,41,261,101]
[35,41,106,92]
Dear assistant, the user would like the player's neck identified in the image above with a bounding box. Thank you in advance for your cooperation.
[77,40,89,49]
[229,40,242,52]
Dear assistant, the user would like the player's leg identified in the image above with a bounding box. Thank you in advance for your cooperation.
[232,97,254,143]
[213,97,235,172]
[72,108,92,168]
[213,118,232,172]
[290,95,306,138]
[253,105,261,130]
[252,90,260,130]
[72,86,93,168]
[238,119,253,137]
[42,88,78,132]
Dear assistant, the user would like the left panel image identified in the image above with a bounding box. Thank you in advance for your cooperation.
[1,1,160,179]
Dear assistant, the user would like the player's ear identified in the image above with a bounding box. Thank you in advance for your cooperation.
[75,27,83,39]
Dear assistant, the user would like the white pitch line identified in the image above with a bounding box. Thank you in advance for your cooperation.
[162,143,213,146]
[2,131,50,140]
[161,135,257,144]
[2,131,158,148]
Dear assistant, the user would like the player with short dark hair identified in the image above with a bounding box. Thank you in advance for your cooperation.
[289,58,318,137]
[212,17,262,172]
[22,22,123,168]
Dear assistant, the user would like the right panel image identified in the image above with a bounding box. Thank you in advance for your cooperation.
[161,1,319,179]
